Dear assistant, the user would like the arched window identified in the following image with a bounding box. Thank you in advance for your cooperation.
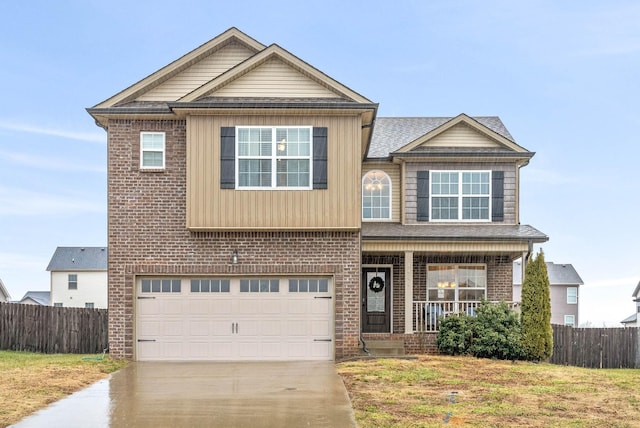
[362,170,391,220]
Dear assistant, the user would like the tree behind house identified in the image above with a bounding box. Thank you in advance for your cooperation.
[521,250,553,360]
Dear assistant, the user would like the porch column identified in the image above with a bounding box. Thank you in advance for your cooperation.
[404,251,414,334]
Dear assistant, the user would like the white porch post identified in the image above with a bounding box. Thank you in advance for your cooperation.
[404,251,414,334]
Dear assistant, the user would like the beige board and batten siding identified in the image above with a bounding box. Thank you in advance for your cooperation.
[137,42,257,102]
[404,162,517,224]
[361,162,401,222]
[213,58,342,99]
[426,122,504,147]
[187,114,362,229]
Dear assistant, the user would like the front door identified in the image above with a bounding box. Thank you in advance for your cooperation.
[361,267,391,333]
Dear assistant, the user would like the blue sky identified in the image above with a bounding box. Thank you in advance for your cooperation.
[1,1,638,325]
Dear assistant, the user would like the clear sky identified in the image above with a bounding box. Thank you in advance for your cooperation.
[1,1,638,325]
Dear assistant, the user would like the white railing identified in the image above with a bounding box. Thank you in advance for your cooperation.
[413,301,519,333]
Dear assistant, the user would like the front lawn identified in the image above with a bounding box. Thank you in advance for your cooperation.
[338,355,640,427]
[0,351,127,427]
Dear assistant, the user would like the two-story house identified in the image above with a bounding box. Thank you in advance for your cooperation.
[46,247,108,309]
[87,28,547,361]
[513,261,583,326]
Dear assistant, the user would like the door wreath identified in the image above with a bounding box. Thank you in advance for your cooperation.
[368,276,385,293]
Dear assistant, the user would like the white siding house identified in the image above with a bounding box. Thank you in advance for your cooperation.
[0,278,10,302]
[47,247,108,309]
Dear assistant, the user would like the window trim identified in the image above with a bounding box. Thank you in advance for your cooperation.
[140,132,166,170]
[68,274,77,290]
[426,264,487,302]
[564,315,575,327]
[362,170,392,221]
[567,287,578,304]
[429,170,492,222]
[235,126,313,190]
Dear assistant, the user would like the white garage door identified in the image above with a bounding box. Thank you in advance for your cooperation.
[136,277,334,361]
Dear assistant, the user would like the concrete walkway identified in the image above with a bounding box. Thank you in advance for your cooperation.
[12,361,356,428]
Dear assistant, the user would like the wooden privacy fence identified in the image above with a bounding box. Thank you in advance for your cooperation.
[550,324,640,369]
[0,302,108,354]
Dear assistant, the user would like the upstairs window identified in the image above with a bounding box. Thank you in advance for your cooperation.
[140,132,165,169]
[362,170,391,220]
[237,127,311,189]
[567,287,578,304]
[431,171,491,221]
[68,274,77,290]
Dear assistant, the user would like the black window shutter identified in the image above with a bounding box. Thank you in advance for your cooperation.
[492,170,504,222]
[220,127,235,189]
[313,127,328,189]
[417,170,429,221]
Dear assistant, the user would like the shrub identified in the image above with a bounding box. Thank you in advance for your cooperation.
[521,250,553,361]
[469,301,525,361]
[436,313,473,355]
[436,301,525,360]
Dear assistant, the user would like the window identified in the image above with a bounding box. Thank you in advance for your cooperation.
[54,302,63,307]
[289,279,329,293]
[141,279,182,293]
[240,279,279,293]
[236,127,311,189]
[567,287,577,304]
[190,279,230,293]
[430,171,491,221]
[564,315,575,327]
[140,132,165,169]
[68,274,77,290]
[362,171,391,220]
[85,303,94,309]
[426,265,486,302]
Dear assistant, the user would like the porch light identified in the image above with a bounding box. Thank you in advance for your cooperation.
[232,250,239,265]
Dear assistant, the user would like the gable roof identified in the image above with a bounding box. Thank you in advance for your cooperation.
[631,280,640,299]
[367,115,530,159]
[513,261,584,286]
[92,27,265,109]
[46,247,108,271]
[19,291,50,306]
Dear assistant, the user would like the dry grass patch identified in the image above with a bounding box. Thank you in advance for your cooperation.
[338,355,640,427]
[0,351,127,427]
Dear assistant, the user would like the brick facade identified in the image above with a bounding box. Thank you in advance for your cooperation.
[107,119,361,360]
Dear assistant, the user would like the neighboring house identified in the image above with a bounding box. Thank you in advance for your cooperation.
[17,291,50,306]
[513,261,583,326]
[620,281,640,326]
[46,247,108,309]
[0,278,10,302]
[86,28,547,362]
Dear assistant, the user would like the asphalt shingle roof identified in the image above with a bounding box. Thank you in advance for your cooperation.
[362,223,547,242]
[368,116,516,158]
[46,247,107,271]
[513,261,584,285]
[20,291,50,306]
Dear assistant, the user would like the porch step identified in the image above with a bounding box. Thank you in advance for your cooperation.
[364,339,405,357]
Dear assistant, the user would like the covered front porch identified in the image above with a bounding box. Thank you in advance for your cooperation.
[360,223,547,355]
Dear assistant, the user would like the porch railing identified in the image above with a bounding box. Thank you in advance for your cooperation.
[413,301,520,333]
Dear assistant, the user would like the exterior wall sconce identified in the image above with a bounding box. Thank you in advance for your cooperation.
[232,250,239,265]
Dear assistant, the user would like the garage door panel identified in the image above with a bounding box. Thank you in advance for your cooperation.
[137,277,333,361]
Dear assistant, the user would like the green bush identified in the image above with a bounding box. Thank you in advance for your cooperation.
[469,301,525,361]
[436,301,525,360]
[436,313,473,355]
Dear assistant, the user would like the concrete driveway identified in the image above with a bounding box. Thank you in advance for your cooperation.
[12,361,356,428]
